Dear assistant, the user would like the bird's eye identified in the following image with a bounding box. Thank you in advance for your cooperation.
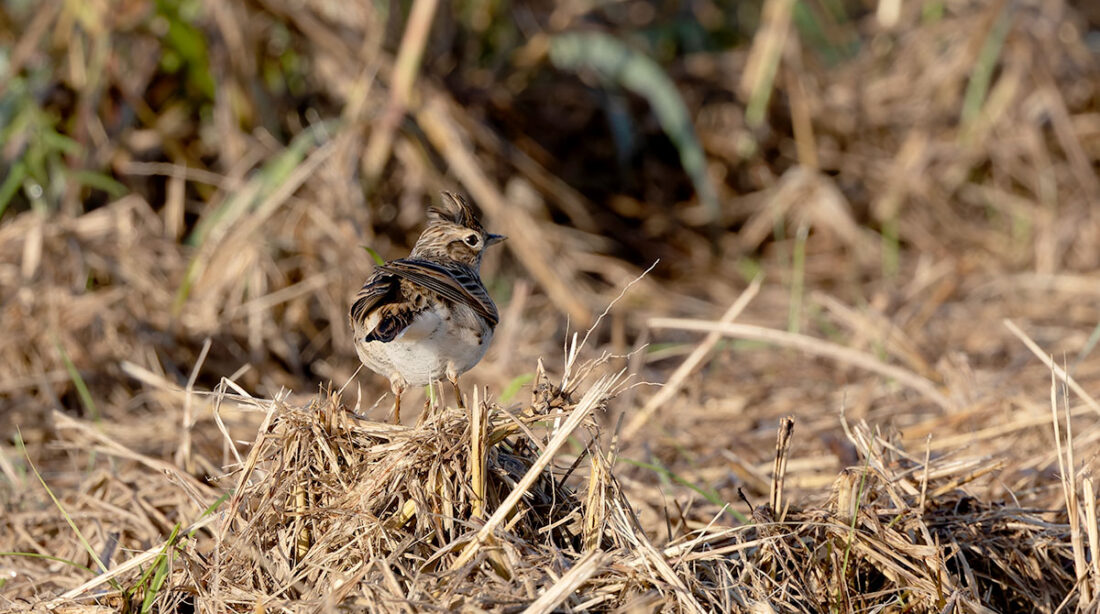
[464,234,480,247]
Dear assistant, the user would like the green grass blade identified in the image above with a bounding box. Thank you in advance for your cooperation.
[135,523,181,613]
[0,162,26,220]
[131,524,181,596]
[196,491,232,523]
[0,551,98,577]
[499,373,534,403]
[19,429,121,590]
[142,547,173,613]
[171,254,202,318]
[186,120,338,247]
[621,457,748,523]
[54,338,99,422]
[68,170,128,199]
[960,5,1012,129]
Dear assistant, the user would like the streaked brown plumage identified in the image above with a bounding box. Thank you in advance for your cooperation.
[349,192,505,422]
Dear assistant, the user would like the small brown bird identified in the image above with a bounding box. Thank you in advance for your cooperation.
[349,192,505,422]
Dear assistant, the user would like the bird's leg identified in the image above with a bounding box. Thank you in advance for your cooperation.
[447,369,465,409]
[390,377,406,424]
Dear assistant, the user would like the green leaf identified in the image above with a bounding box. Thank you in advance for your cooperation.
[362,245,386,266]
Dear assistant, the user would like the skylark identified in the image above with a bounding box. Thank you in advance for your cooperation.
[349,192,505,422]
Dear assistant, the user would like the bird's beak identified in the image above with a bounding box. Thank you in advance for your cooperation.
[486,233,507,246]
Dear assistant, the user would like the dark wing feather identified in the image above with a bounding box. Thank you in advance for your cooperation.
[349,269,391,326]
[379,258,499,327]
[349,269,421,343]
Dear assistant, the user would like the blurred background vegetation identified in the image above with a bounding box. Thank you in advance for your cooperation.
[6,0,1095,252]
[3,0,1100,463]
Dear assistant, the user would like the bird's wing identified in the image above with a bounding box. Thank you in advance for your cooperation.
[349,269,422,343]
[380,258,499,327]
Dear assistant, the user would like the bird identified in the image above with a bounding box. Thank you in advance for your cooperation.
[349,192,506,423]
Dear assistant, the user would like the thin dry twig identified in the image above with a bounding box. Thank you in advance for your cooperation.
[1004,319,1100,417]
[647,318,954,410]
[624,275,762,440]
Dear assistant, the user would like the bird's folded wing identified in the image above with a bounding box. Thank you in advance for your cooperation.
[349,270,424,343]
[349,269,393,329]
[380,258,499,327]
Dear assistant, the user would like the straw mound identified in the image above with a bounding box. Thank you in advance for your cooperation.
[173,365,686,612]
[214,384,588,601]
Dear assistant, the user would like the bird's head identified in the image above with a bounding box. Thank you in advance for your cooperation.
[411,192,505,268]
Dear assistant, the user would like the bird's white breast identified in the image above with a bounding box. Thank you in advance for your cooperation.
[354,303,493,387]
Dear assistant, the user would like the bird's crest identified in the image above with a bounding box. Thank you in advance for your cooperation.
[427,192,483,231]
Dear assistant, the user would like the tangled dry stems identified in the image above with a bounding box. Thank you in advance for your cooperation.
[5,359,1096,612]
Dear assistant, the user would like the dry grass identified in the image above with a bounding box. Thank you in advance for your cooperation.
[3,0,1100,611]
[4,358,1096,611]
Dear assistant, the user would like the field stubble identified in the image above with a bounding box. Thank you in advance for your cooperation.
[2,0,1100,611]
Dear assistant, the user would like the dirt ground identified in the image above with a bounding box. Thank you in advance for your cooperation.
[2,0,1099,611]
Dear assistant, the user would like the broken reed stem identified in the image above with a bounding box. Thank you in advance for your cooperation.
[219,400,280,539]
[928,461,1005,499]
[294,479,311,562]
[770,417,794,522]
[470,387,487,519]
[1084,477,1100,600]
[1059,367,1089,604]
[582,447,606,552]
[1045,356,1095,604]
